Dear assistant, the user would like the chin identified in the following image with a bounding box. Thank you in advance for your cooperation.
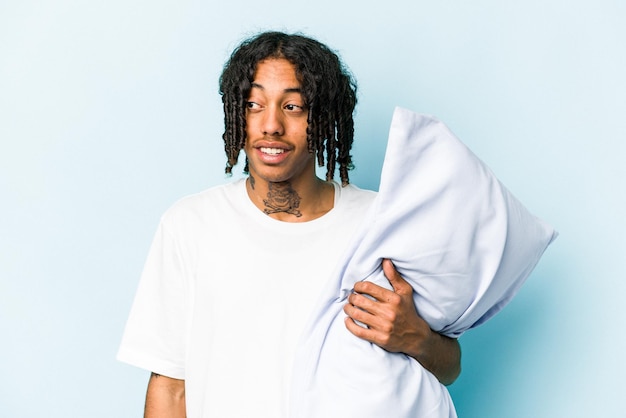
[249,164,313,185]
[252,171,293,184]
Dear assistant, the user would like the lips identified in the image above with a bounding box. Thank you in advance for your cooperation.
[252,142,292,164]
[260,147,285,155]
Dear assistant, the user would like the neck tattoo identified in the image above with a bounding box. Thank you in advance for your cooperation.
[263,181,302,217]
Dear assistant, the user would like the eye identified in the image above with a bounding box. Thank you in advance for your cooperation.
[284,103,304,113]
[246,101,262,111]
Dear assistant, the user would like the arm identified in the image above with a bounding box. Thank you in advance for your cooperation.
[144,372,186,418]
[343,259,461,386]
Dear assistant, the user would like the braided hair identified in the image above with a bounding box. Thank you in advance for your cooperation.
[219,31,357,185]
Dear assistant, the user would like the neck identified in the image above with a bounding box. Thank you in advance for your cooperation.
[246,174,334,222]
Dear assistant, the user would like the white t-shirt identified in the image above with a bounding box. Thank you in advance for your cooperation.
[118,178,376,417]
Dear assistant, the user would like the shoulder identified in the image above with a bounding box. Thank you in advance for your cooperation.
[340,182,377,203]
[335,182,377,215]
[160,179,244,229]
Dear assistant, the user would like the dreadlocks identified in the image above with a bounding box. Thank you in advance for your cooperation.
[219,31,357,185]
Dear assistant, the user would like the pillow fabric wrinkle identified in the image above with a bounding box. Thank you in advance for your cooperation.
[289,107,557,418]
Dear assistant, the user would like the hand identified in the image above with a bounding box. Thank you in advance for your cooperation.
[343,259,429,356]
[343,259,461,385]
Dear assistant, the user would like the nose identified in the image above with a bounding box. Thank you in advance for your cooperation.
[261,106,284,136]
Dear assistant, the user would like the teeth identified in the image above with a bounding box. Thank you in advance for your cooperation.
[260,147,285,155]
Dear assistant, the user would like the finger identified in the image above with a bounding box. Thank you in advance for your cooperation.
[353,280,397,302]
[343,302,387,330]
[345,316,371,338]
[382,259,412,295]
[348,292,400,323]
[348,292,381,314]
[345,317,393,349]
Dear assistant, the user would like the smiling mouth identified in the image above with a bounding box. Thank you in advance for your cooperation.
[260,147,286,155]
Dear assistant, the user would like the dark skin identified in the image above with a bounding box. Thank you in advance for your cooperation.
[143,58,460,417]
[144,373,185,418]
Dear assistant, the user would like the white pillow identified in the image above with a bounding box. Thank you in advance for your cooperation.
[349,107,558,337]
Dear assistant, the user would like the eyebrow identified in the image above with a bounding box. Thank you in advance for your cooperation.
[250,82,302,94]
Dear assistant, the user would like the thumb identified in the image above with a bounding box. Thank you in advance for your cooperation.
[382,259,411,295]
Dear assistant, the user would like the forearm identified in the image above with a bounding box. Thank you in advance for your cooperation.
[408,331,461,386]
[144,372,186,418]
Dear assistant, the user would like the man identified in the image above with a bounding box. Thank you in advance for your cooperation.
[118,31,460,417]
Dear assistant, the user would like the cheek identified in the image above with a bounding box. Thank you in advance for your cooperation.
[244,116,254,136]
[293,120,309,142]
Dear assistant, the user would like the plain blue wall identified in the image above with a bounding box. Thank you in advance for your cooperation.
[1,1,624,416]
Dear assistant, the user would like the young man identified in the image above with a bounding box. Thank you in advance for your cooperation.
[118,31,460,417]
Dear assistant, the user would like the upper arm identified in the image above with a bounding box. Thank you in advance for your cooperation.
[144,372,186,418]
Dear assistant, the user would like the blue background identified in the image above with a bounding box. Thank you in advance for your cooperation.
[1,1,624,416]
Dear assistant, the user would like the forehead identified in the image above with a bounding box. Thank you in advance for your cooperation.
[252,58,301,87]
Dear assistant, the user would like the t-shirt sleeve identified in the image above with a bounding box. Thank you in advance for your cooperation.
[117,218,190,379]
